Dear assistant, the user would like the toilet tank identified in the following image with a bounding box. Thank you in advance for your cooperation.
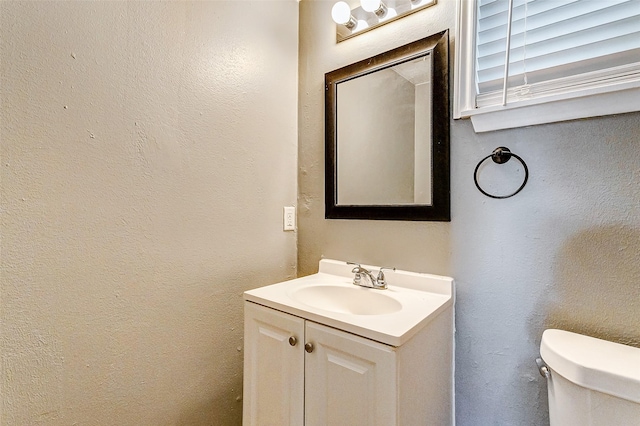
[540,329,640,426]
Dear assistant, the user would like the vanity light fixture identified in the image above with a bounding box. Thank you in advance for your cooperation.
[331,0,437,43]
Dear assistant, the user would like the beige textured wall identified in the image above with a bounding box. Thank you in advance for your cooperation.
[1,1,298,424]
[298,1,640,425]
[298,0,453,276]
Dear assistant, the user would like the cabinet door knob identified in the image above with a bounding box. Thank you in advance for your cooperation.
[288,336,297,346]
[304,342,314,353]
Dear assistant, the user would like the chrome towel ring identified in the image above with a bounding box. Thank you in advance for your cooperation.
[474,147,529,199]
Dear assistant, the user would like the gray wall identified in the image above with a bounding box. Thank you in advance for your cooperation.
[451,115,640,425]
[1,1,298,424]
[298,1,640,425]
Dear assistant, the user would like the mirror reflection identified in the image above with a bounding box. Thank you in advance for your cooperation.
[336,55,432,205]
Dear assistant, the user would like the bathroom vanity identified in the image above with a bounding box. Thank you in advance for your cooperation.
[242,259,455,426]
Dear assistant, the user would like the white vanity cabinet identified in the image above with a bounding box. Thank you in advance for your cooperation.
[243,302,396,426]
[242,259,455,426]
[243,301,454,426]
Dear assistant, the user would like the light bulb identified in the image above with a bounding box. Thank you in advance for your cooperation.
[355,20,369,32]
[361,0,381,12]
[331,2,352,25]
[361,0,387,18]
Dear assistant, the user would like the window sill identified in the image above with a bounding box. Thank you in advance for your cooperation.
[456,86,640,133]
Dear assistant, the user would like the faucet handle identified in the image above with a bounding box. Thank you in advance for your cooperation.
[347,262,364,286]
[347,261,365,274]
[376,267,396,288]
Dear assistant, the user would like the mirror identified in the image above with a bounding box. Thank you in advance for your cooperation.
[325,30,449,221]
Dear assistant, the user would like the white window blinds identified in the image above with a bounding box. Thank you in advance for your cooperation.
[475,0,640,107]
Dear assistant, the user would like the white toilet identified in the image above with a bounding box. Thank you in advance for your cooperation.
[539,329,640,426]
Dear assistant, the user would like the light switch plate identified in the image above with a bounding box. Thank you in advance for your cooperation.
[283,206,296,231]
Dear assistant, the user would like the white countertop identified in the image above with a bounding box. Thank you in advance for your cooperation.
[243,259,454,347]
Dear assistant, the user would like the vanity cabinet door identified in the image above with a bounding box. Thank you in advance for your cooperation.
[304,321,397,426]
[243,302,304,426]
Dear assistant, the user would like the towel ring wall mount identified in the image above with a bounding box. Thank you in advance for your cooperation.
[474,147,529,199]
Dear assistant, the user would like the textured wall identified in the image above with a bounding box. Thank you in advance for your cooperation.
[298,0,453,276]
[452,115,640,425]
[1,1,298,424]
[298,1,640,425]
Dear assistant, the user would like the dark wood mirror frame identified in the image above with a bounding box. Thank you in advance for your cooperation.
[325,30,450,221]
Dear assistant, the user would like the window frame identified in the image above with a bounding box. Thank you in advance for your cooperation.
[453,0,640,132]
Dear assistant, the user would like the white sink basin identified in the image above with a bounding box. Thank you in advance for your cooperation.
[291,284,402,315]
[243,259,454,346]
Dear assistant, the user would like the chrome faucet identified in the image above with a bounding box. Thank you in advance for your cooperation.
[347,262,395,290]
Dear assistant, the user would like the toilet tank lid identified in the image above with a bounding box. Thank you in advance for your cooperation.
[540,329,640,404]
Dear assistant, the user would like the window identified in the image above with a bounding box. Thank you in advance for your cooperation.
[454,0,640,132]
